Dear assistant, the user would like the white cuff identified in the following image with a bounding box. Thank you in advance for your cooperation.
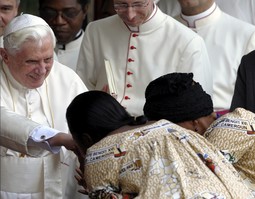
[28,126,61,154]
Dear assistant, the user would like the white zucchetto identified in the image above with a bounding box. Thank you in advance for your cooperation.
[4,14,49,38]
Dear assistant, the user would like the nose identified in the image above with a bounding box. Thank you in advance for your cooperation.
[35,62,47,75]
[0,13,4,26]
[53,12,67,25]
[126,7,136,20]
[0,16,5,36]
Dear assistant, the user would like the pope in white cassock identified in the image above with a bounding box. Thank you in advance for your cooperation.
[0,14,88,199]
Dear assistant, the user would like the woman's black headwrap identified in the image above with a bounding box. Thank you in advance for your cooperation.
[143,73,213,123]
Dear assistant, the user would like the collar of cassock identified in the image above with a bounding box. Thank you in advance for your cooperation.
[181,2,216,28]
[56,29,83,50]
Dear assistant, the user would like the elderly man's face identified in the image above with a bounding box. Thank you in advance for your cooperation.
[113,0,154,27]
[1,36,54,89]
[0,0,19,36]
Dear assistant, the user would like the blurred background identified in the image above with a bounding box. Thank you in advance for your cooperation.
[19,0,39,16]
[18,0,116,26]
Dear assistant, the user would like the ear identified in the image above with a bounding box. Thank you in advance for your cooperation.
[82,4,89,19]
[0,48,9,64]
[192,120,199,132]
[14,9,18,17]
[177,120,195,132]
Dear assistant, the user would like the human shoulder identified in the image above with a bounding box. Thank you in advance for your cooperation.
[167,16,204,43]
[115,119,194,140]
[242,50,255,63]
[50,60,78,76]
[89,120,172,147]
[239,50,255,74]
[221,11,255,31]
[236,50,255,73]
[204,108,255,163]
[86,15,121,31]
[205,108,255,136]
[48,60,86,89]
[63,29,85,49]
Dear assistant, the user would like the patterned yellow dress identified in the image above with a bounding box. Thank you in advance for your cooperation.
[205,108,255,195]
[84,119,253,199]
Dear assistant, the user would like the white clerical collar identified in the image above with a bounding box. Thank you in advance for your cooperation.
[56,29,83,50]
[128,2,157,32]
[181,2,216,28]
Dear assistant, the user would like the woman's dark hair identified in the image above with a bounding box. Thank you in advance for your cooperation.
[66,91,147,150]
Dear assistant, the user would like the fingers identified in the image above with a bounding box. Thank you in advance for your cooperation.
[75,168,87,188]
[78,189,89,195]
[75,167,83,176]
[75,174,83,186]
[102,84,109,92]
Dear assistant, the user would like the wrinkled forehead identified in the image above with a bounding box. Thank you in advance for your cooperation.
[39,0,82,7]
[113,0,151,3]
[0,0,19,7]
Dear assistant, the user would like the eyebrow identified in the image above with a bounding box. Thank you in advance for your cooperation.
[0,5,14,9]
[114,1,143,4]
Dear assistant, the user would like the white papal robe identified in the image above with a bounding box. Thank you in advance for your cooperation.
[176,5,255,111]
[76,5,212,116]
[0,60,88,199]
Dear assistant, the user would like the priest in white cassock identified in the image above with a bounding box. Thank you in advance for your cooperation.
[76,0,213,117]
[175,0,255,115]
[0,14,88,199]
[157,0,255,25]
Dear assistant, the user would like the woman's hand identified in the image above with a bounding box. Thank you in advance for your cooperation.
[75,167,89,195]
[47,133,76,150]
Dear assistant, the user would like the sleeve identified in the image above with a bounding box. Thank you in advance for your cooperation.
[230,56,247,111]
[0,106,61,156]
[76,23,97,90]
[179,35,213,96]
[28,126,61,154]
[89,188,135,199]
[204,109,255,163]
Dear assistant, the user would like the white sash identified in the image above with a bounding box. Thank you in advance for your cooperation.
[1,154,62,199]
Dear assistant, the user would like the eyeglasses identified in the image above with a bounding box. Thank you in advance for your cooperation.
[40,8,82,21]
[114,0,149,12]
